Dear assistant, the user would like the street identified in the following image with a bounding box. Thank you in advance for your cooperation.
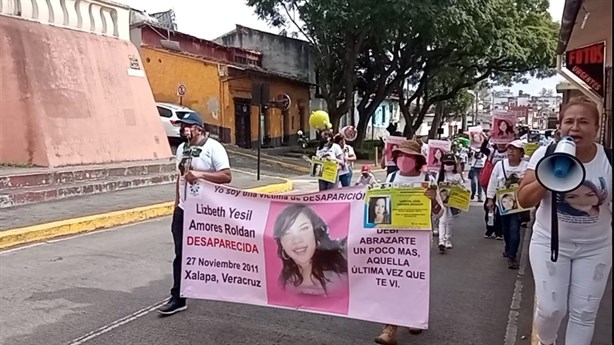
[1,202,530,345]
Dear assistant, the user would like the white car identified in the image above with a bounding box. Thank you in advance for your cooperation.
[156,102,201,141]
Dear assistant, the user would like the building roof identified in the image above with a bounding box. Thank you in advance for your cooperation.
[215,24,309,45]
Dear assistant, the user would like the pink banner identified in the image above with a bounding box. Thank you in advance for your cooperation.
[181,183,431,329]
[384,136,406,166]
[491,111,518,144]
[426,140,451,172]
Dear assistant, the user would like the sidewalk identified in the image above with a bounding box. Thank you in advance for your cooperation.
[0,170,289,249]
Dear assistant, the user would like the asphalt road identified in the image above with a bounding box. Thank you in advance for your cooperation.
[0,196,534,345]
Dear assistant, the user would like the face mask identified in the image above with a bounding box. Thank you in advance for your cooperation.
[396,155,417,173]
[443,165,455,172]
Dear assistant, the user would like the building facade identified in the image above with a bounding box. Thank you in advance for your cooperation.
[130,24,311,148]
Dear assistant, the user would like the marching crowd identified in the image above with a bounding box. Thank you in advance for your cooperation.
[161,97,609,345]
[312,96,611,345]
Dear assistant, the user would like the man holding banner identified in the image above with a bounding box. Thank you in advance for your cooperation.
[157,113,232,316]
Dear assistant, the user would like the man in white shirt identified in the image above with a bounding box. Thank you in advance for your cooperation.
[158,112,232,316]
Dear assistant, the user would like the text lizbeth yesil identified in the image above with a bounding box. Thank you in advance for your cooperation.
[196,204,253,221]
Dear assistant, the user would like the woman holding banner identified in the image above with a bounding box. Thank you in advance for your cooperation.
[272,204,348,296]
[517,97,612,345]
[334,134,357,187]
[375,139,444,345]
[315,130,345,191]
[486,140,528,270]
[435,153,464,253]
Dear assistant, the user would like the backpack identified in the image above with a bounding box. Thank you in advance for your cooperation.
[547,144,612,262]
[478,154,495,189]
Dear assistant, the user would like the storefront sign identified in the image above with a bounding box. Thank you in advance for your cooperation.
[566,42,606,97]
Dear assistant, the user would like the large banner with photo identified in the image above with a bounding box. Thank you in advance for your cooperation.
[181,183,431,329]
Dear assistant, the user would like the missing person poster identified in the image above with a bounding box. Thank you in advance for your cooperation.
[491,111,518,144]
[438,183,471,212]
[495,186,529,215]
[181,183,431,329]
[310,156,339,183]
[363,185,432,230]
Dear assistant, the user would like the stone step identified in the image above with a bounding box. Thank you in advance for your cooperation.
[0,160,176,190]
[0,171,176,209]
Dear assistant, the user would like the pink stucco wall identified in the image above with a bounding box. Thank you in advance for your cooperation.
[0,16,172,167]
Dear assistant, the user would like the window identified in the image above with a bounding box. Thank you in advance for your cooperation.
[176,111,200,120]
[157,107,172,118]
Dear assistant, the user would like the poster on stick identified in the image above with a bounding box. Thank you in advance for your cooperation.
[426,140,451,171]
[384,136,406,166]
[468,126,484,148]
[181,183,431,329]
[491,111,518,144]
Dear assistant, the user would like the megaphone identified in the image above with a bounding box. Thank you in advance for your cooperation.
[535,136,586,193]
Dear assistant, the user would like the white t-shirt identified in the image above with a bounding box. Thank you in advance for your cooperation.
[342,145,355,173]
[437,171,464,184]
[486,159,528,199]
[176,139,230,209]
[472,151,486,168]
[529,144,612,244]
[490,149,508,164]
[384,172,444,218]
[316,143,344,175]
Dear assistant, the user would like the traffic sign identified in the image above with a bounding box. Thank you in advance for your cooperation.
[177,84,187,97]
[274,93,291,111]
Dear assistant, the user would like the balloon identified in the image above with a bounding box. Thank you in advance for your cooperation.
[340,126,357,141]
[455,137,470,147]
[309,110,331,130]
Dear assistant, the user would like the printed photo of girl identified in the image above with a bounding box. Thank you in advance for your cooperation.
[264,202,350,315]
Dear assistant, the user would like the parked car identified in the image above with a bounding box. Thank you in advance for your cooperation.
[156,102,201,142]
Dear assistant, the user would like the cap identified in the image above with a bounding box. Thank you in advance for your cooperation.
[361,164,371,172]
[176,112,204,127]
[442,153,456,164]
[506,140,524,150]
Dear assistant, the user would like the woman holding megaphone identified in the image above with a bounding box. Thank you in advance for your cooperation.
[517,97,612,345]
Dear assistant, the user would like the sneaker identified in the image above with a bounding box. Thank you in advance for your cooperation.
[508,258,519,269]
[407,328,423,335]
[477,197,483,202]
[157,298,187,315]
[445,240,453,249]
[374,324,398,345]
[438,243,446,254]
[433,230,439,237]
[495,236,504,240]
[502,252,509,258]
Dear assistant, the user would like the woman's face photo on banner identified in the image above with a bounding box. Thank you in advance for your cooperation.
[499,192,518,213]
[367,196,391,225]
[492,117,516,141]
[429,147,444,167]
[263,202,350,315]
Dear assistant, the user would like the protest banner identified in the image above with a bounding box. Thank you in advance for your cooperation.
[384,136,406,166]
[468,126,484,148]
[181,183,431,329]
[364,185,432,229]
[491,111,518,144]
[310,156,339,183]
[524,142,539,157]
[496,186,530,215]
[426,140,451,172]
[438,183,471,212]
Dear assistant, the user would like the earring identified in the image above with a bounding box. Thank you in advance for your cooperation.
[281,250,290,260]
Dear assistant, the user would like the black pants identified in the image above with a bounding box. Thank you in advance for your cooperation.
[170,207,186,302]
[483,200,503,237]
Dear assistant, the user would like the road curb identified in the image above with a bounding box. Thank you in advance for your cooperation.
[0,179,293,250]
[228,149,311,174]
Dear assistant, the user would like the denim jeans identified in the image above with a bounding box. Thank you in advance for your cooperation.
[318,179,337,191]
[501,213,521,259]
[170,207,186,302]
[470,167,483,199]
[530,237,612,345]
[339,171,353,187]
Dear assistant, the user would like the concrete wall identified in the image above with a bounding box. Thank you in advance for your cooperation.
[216,25,313,84]
[0,15,171,167]
[566,0,612,66]
[0,0,130,40]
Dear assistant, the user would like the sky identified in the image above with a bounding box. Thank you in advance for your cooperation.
[120,0,566,96]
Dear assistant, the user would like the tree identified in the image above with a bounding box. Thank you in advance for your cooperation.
[396,0,558,139]
[540,87,554,97]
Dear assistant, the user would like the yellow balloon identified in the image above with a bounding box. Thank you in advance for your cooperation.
[309,110,330,130]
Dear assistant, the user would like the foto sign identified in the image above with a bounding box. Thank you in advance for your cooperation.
[565,42,606,97]
[177,83,187,97]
